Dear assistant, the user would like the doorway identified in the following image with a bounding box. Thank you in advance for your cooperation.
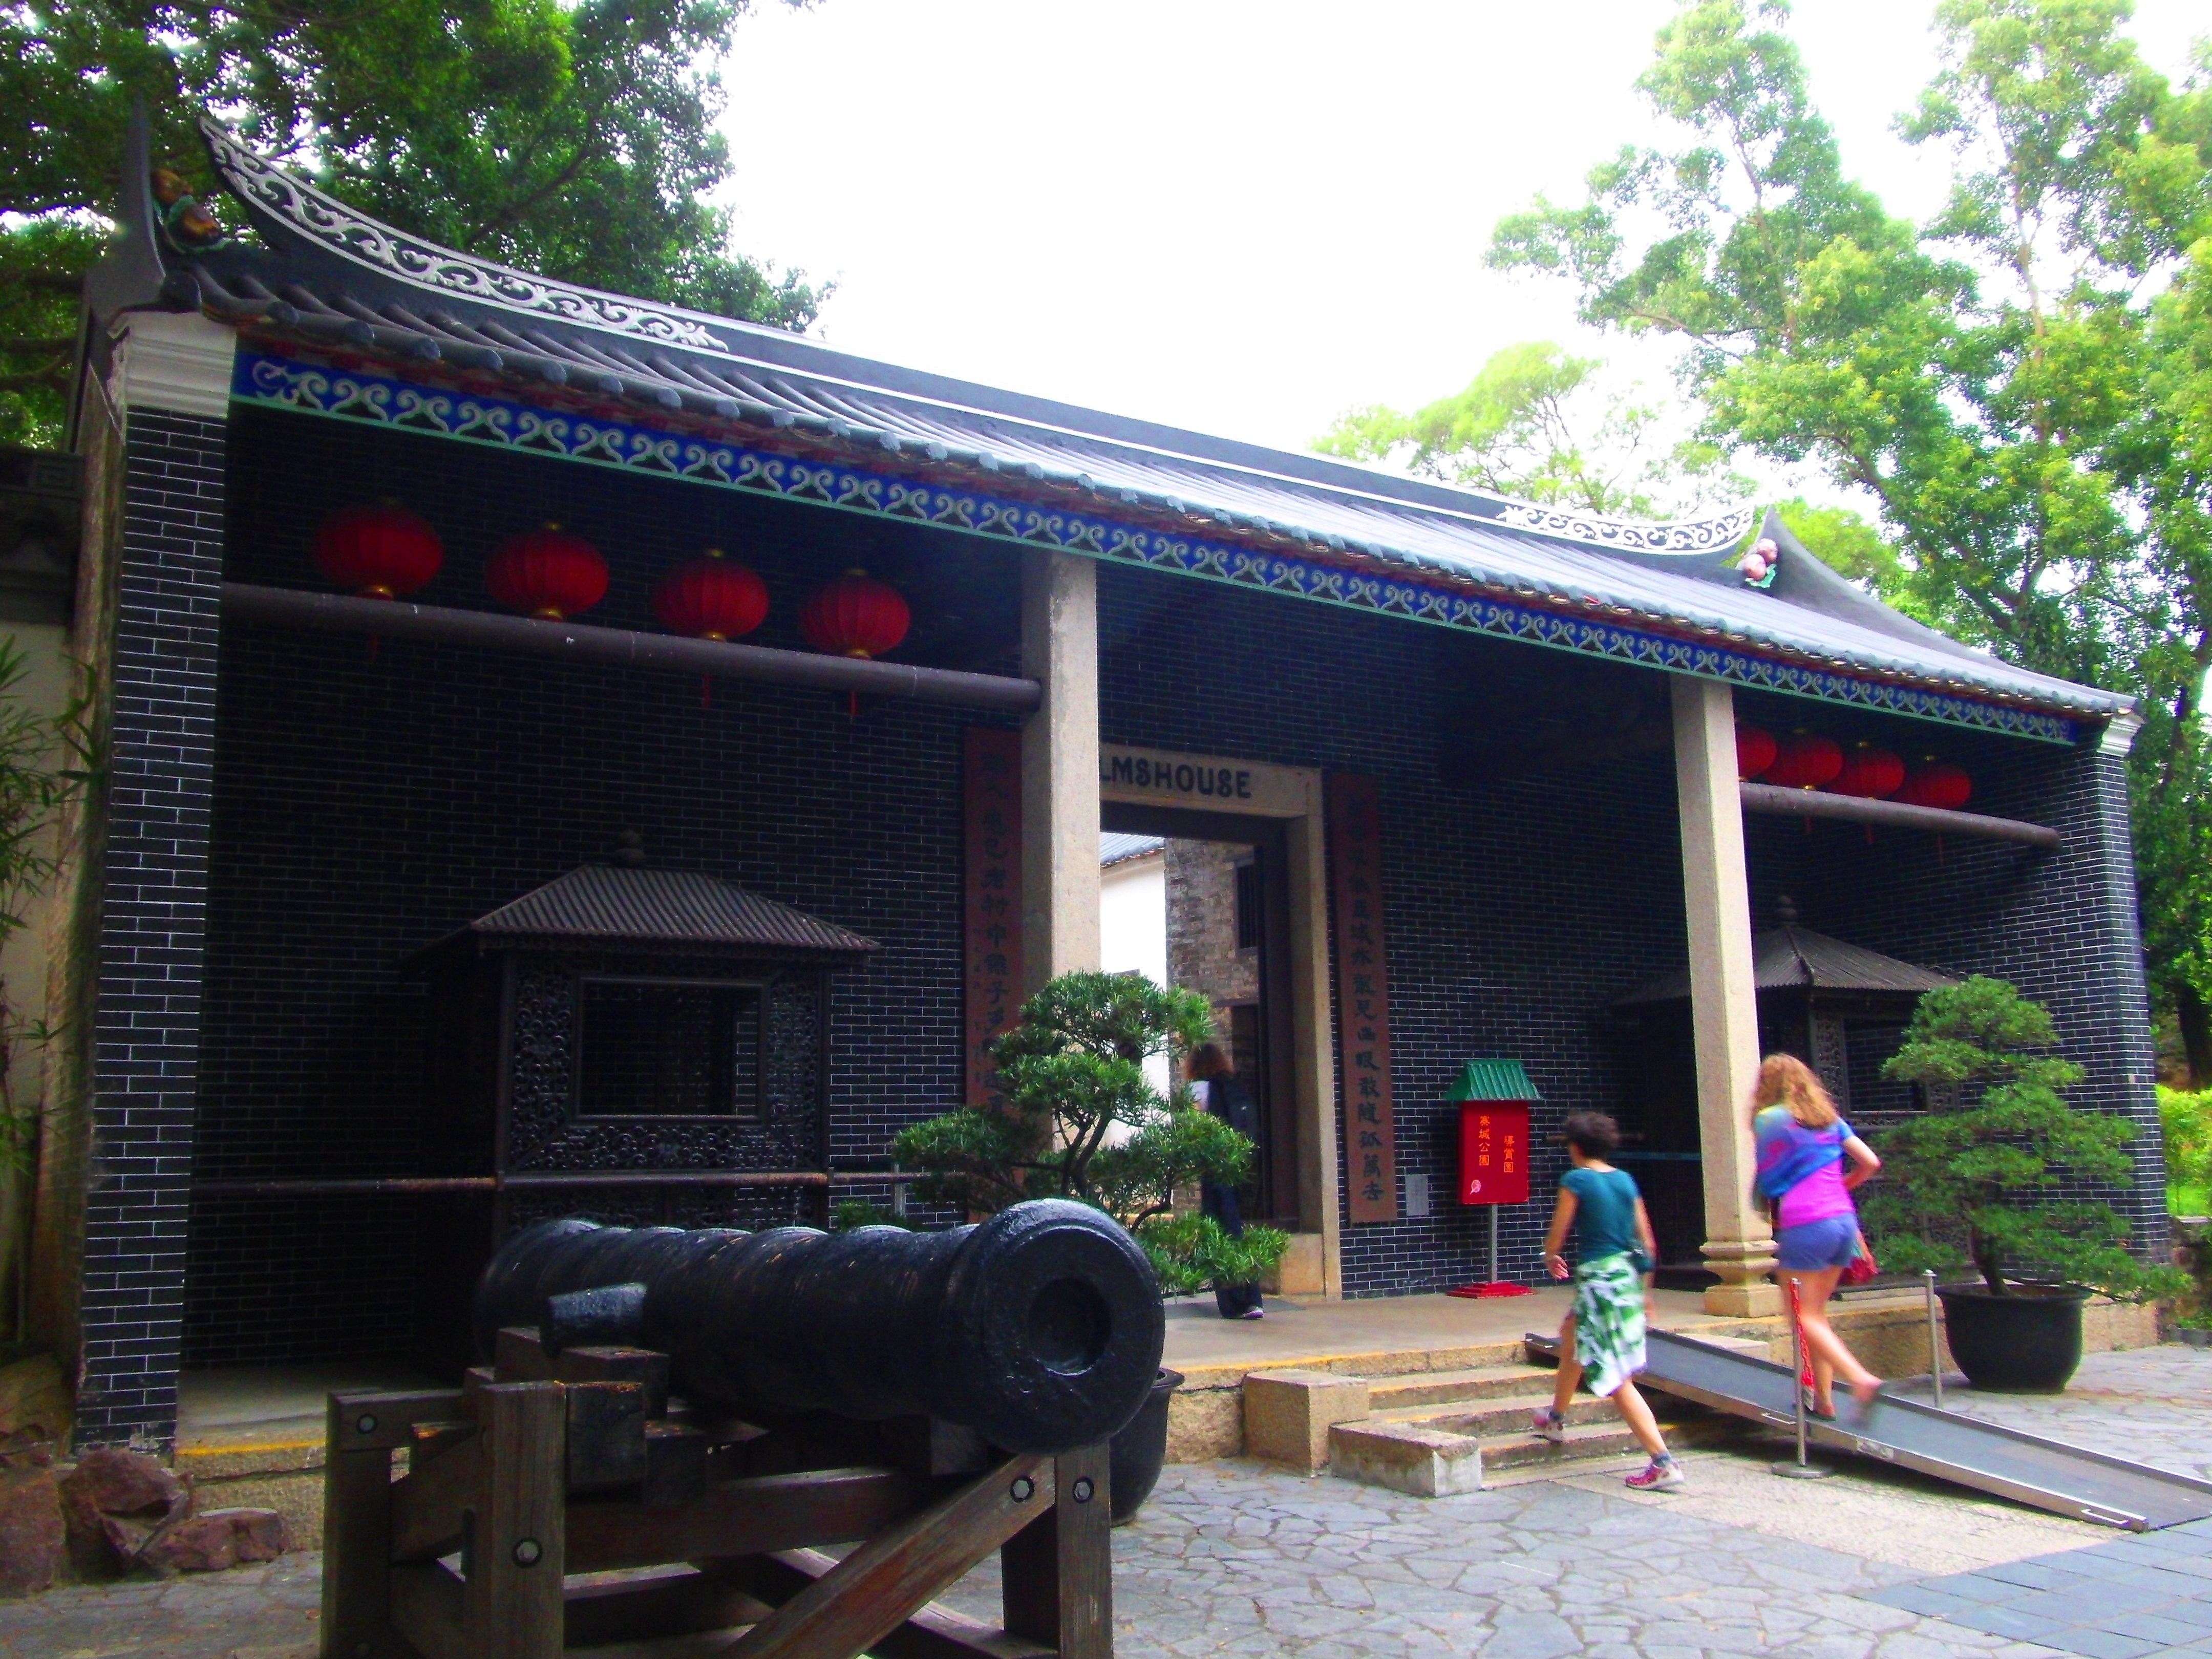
[1100,804,1300,1226]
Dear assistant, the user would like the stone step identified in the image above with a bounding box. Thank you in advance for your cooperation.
[1365,1365,1559,1411]
[1325,1415,1687,1497]
[1371,1394,1619,1438]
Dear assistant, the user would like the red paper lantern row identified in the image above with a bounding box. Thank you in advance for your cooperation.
[488,523,608,621]
[1735,724,1778,781]
[799,568,909,659]
[314,502,442,600]
[654,548,768,642]
[1760,733,1843,791]
[1896,762,1972,811]
[1831,743,1905,800]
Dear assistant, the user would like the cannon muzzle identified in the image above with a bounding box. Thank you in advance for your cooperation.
[473,1199,1166,1455]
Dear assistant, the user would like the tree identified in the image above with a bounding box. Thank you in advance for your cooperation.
[2,0,828,447]
[891,972,1289,1297]
[1316,340,1750,519]
[1869,977,2181,1297]
[1488,0,2212,1079]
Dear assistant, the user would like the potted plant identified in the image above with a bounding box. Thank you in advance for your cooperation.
[1867,976,2184,1391]
[893,970,1288,1518]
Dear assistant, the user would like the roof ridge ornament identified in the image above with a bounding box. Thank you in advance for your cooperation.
[1491,499,1755,556]
[196,113,726,353]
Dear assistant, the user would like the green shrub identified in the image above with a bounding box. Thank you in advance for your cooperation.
[1869,976,2183,1301]
[891,971,1288,1294]
[2162,1088,2212,1217]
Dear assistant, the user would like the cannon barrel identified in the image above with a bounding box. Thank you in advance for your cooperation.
[473,1200,1166,1455]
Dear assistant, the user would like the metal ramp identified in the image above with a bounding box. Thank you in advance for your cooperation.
[1528,1328,2212,1532]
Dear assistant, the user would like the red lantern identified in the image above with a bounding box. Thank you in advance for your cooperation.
[653,548,768,642]
[313,501,442,600]
[1762,733,1844,790]
[1897,762,1972,811]
[1735,724,1778,781]
[488,523,608,621]
[799,568,909,659]
[1831,743,1905,799]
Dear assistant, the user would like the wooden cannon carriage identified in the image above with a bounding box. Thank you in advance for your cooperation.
[322,1202,1160,1659]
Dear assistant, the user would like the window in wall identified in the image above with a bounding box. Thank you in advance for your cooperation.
[577,977,763,1118]
[1234,859,1261,952]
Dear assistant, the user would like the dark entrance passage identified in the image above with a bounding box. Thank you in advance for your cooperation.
[1100,803,1300,1229]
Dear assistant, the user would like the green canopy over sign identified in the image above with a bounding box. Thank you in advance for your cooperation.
[1449,1059,1542,1102]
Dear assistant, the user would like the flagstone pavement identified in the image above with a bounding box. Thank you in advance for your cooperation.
[3,1344,2207,1659]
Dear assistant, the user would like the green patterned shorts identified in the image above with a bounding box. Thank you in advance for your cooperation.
[1570,1252,1648,1397]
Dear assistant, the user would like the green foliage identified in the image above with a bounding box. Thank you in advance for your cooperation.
[890,970,1287,1294]
[2162,1086,2212,1215]
[1315,340,1750,518]
[1487,0,2212,1068]
[1132,1214,1292,1299]
[1869,976,2183,1300]
[829,1198,909,1233]
[1,0,828,445]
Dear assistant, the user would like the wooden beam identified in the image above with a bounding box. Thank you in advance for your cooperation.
[225,582,1042,712]
[1739,780,2060,848]
[723,1454,1054,1659]
[1002,1443,1113,1659]
[390,1432,486,1562]
[721,1552,1054,1659]
[561,1568,776,1649]
[565,1466,916,1575]
[461,1382,567,1659]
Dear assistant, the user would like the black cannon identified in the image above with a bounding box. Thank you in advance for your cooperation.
[472,1198,1165,1455]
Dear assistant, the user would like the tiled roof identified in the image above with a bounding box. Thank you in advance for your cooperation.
[1100,833,1165,868]
[445,864,880,955]
[81,114,2132,738]
[1614,926,1955,1006]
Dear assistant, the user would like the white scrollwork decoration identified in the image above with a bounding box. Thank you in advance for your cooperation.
[201,115,725,352]
[1493,500,1756,555]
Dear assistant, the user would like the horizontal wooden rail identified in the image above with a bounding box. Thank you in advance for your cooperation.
[223,582,1041,712]
[193,1171,830,1198]
[1739,780,2060,849]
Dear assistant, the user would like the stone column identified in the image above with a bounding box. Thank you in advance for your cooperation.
[1019,550,1100,989]
[1670,674,1779,1316]
[70,310,235,1448]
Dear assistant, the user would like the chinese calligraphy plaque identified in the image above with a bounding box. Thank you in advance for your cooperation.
[1327,772,1398,1224]
[964,728,1025,1107]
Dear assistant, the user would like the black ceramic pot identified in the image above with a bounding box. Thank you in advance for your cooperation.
[1107,1368,1184,1524]
[1935,1283,2089,1393]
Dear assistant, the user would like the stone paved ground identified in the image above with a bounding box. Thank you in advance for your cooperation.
[4,1344,2208,1659]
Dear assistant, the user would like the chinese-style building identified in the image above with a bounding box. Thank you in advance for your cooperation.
[39,114,2162,1450]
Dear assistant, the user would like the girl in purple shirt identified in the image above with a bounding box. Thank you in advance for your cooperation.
[1752,1055,1883,1415]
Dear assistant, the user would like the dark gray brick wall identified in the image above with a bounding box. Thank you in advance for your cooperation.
[77,409,227,1449]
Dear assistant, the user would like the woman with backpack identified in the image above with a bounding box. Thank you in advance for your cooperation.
[1186,1043,1264,1320]
[1752,1054,1883,1416]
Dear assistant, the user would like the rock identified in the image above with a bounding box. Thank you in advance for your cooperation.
[147,1510,239,1572]
[0,1462,64,1595]
[58,1447,190,1570]
[145,1507,289,1572]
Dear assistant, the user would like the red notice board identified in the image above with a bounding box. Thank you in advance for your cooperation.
[1458,1103,1530,1206]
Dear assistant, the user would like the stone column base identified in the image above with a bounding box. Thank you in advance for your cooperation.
[1703,1280,1784,1316]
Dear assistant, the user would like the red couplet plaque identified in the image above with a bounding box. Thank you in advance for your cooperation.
[1458,1103,1530,1206]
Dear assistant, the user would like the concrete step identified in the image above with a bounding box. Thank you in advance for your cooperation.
[1326,1415,1698,1497]
[1474,1420,1665,1472]
[1371,1394,1618,1438]
[1366,1364,1558,1411]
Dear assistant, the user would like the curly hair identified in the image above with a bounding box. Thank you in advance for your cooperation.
[1749,1053,1839,1130]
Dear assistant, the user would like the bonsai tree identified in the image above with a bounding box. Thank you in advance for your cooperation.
[1868,975,2183,1301]
[891,970,1288,1295]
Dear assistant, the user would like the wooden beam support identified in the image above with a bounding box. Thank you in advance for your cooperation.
[565,1466,916,1574]
[461,1382,567,1659]
[1002,1443,1113,1659]
[1739,780,2060,848]
[724,1454,1053,1659]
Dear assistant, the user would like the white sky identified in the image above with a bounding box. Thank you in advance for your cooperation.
[716,1,2207,498]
